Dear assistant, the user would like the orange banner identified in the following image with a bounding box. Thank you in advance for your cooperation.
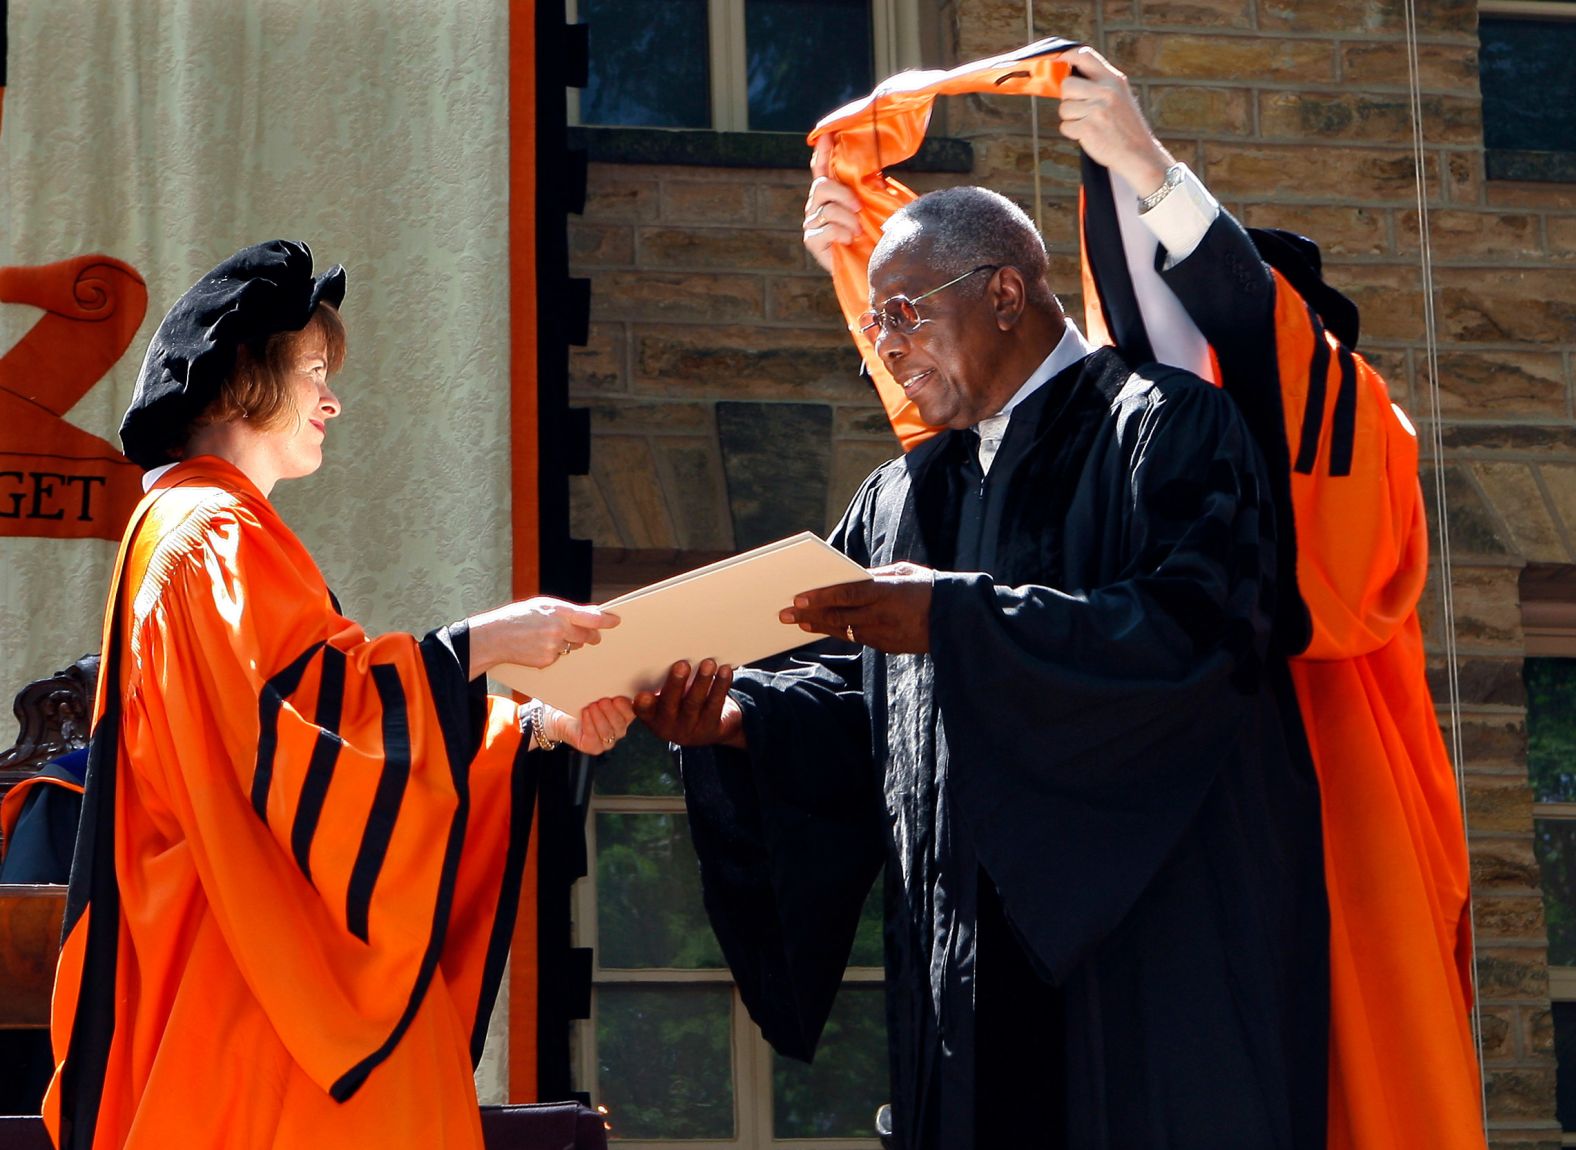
[0,255,147,540]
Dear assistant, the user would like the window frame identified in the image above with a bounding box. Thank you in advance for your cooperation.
[1477,0,1576,183]
[573,790,883,1149]
[572,548,885,1148]
[565,0,925,132]
[1520,565,1576,1143]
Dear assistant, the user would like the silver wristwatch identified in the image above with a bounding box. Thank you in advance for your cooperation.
[1137,163,1185,214]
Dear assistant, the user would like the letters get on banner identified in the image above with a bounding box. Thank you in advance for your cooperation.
[0,0,516,695]
[2,0,526,1106]
[0,3,147,541]
[0,256,148,541]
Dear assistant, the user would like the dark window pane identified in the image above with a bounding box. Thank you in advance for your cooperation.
[597,812,726,969]
[1536,818,1576,965]
[849,871,884,968]
[593,723,681,797]
[1525,657,1576,803]
[581,0,711,128]
[772,984,887,1138]
[598,985,735,1138]
[746,0,873,132]
[1556,1001,1576,1130]
[1480,17,1576,153]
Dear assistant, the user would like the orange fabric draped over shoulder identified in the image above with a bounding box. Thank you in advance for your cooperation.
[45,457,533,1150]
[807,38,1077,450]
[812,42,1483,1150]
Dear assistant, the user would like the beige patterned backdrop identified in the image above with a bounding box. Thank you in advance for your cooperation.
[1,0,516,681]
[0,0,516,1099]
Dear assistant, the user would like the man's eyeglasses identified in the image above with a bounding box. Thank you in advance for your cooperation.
[857,264,1000,339]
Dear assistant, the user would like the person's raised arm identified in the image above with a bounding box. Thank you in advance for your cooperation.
[1055,47,1174,203]
[1058,46,1222,268]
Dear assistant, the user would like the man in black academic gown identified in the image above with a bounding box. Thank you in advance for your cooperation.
[635,186,1328,1150]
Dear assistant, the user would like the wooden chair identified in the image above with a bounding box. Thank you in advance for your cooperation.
[0,659,94,1116]
[0,655,97,806]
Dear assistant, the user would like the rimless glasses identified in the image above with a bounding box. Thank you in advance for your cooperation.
[857,264,1000,339]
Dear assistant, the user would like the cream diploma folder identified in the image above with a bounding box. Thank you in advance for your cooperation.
[490,532,872,714]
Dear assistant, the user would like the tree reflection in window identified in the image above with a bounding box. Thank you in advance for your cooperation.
[1527,658,1576,962]
[1524,655,1576,1130]
[746,0,873,132]
[586,714,885,1144]
[580,0,711,128]
[597,811,726,969]
[598,986,736,1139]
[772,984,886,1138]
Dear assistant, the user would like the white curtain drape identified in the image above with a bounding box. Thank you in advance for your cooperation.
[1,0,514,680]
[0,0,516,1099]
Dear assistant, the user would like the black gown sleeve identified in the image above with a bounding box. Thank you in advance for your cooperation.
[1157,210,1312,652]
[679,475,891,1062]
[931,373,1280,983]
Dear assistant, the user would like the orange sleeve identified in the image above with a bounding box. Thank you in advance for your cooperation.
[1269,276,1428,660]
[124,499,526,1099]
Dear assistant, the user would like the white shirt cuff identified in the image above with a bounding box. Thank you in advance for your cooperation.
[1137,164,1220,267]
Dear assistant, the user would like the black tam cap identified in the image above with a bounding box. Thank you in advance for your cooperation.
[119,239,347,470]
[1246,227,1360,351]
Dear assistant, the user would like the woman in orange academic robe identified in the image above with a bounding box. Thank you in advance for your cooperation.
[45,240,634,1150]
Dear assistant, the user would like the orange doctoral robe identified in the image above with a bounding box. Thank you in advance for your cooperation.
[808,38,1483,1150]
[45,456,534,1150]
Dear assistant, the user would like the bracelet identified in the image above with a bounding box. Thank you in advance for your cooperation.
[1137,162,1185,214]
[525,700,561,751]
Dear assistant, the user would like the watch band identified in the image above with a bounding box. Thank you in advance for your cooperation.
[1137,162,1186,214]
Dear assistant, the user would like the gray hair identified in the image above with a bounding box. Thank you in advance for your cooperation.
[872,186,1051,298]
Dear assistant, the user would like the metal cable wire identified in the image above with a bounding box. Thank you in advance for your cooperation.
[1401,0,1490,1130]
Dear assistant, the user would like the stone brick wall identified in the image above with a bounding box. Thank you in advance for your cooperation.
[568,1,1576,1142]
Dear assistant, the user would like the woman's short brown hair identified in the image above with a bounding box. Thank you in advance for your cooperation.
[186,303,347,440]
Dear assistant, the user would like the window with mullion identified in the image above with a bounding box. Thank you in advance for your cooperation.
[1478,0,1576,182]
[1523,656,1576,1137]
[575,723,885,1147]
[569,0,913,134]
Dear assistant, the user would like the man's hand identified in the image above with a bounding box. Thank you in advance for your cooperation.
[1056,46,1175,200]
[780,562,933,654]
[634,660,748,749]
[803,137,863,274]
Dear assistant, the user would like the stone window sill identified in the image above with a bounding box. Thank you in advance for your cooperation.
[568,126,972,173]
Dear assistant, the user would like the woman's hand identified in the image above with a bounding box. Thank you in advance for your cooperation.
[536,696,638,756]
[467,597,619,678]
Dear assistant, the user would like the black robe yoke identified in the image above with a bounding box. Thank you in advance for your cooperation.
[679,348,1328,1150]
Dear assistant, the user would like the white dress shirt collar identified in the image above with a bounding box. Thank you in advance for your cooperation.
[973,319,1092,472]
